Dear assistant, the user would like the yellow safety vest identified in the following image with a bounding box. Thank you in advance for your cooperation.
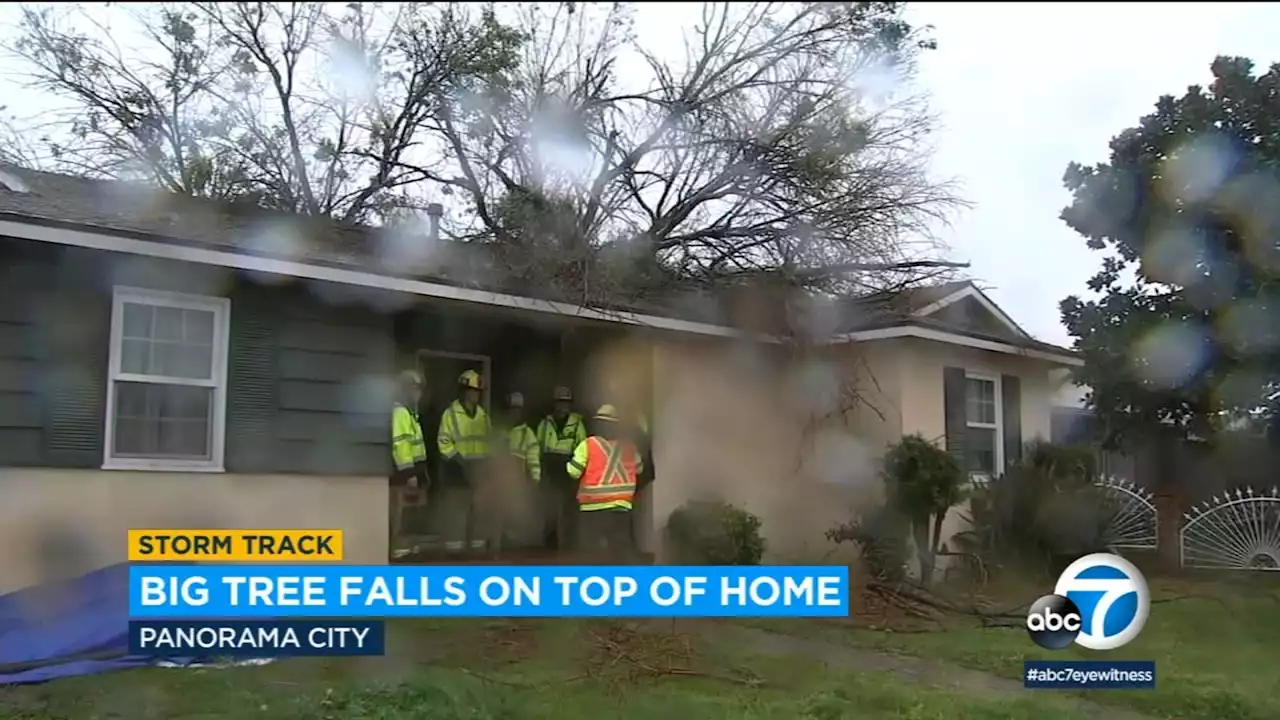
[503,423,542,482]
[537,413,586,456]
[391,404,427,471]
[438,400,491,461]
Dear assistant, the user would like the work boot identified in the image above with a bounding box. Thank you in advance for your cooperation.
[443,540,466,559]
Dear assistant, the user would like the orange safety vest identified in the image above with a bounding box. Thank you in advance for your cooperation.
[576,436,639,507]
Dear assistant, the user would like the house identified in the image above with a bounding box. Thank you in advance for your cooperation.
[0,166,1079,594]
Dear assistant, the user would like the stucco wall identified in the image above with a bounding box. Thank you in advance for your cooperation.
[0,470,386,595]
[882,337,1059,568]
[646,339,892,561]
[894,337,1054,445]
[640,334,1062,568]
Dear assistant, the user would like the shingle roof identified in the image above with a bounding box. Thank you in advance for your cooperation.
[0,165,1074,356]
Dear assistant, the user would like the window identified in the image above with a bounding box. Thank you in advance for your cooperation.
[104,287,230,471]
[964,373,1002,479]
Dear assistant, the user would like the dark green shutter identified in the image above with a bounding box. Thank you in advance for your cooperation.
[41,258,109,467]
[943,366,967,468]
[225,285,279,472]
[1001,374,1022,471]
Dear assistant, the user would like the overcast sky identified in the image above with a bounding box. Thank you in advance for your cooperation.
[1,2,1277,346]
[902,2,1280,345]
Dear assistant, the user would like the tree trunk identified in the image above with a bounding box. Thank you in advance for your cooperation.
[913,521,933,586]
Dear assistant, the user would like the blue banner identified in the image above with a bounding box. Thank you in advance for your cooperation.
[128,565,849,618]
[1024,660,1156,689]
[128,620,385,657]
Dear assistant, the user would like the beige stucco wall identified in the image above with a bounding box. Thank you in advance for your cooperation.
[644,338,902,561]
[895,337,1054,445]
[641,334,1062,569]
[0,470,386,595]
[886,337,1059,571]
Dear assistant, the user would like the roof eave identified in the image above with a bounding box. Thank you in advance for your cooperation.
[827,324,1082,367]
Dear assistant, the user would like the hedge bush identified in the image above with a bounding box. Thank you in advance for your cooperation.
[664,500,766,565]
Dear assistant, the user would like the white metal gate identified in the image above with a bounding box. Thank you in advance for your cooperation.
[1180,487,1280,571]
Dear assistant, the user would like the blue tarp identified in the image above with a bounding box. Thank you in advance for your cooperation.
[0,563,156,684]
[1,563,275,685]
[0,563,227,684]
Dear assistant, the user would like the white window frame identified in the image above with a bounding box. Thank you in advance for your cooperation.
[103,286,231,472]
[964,371,1003,483]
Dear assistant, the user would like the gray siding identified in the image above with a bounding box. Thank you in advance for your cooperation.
[0,254,46,465]
[258,292,393,475]
[0,238,393,475]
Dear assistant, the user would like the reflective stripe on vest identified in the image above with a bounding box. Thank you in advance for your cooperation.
[443,400,490,459]
[576,436,638,506]
[539,414,584,455]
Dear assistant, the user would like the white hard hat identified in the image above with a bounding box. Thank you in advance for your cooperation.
[509,391,525,408]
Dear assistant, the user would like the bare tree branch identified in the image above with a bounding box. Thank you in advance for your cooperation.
[2,2,522,223]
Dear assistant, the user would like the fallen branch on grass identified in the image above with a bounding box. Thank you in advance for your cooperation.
[586,624,764,689]
[863,579,1029,625]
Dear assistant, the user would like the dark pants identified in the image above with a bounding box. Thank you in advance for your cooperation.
[577,509,635,564]
[542,456,578,552]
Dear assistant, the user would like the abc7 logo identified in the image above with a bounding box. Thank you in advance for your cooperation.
[1025,594,1084,650]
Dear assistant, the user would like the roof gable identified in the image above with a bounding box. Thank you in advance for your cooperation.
[910,282,1028,339]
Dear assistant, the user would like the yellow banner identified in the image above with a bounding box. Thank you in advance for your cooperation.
[127,529,344,562]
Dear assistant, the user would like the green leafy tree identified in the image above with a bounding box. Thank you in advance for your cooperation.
[1060,56,1280,450]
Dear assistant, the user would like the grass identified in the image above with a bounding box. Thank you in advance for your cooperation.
[3,617,1100,720]
[741,575,1280,720]
[3,575,1275,719]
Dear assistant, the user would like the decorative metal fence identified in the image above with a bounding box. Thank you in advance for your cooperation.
[1180,487,1280,571]
[1094,477,1158,551]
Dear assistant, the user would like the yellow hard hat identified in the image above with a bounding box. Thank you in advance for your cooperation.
[553,385,573,401]
[399,369,423,386]
[458,369,483,390]
[594,404,619,422]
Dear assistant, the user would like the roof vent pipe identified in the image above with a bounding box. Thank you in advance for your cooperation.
[425,203,443,242]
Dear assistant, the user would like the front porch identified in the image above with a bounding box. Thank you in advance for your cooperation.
[383,297,658,563]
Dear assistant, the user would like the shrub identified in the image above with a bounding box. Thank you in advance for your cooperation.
[664,500,766,565]
[827,435,965,585]
[883,434,966,584]
[826,504,910,581]
[953,441,1111,574]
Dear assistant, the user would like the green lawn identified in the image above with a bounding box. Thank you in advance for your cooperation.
[3,576,1274,719]
[3,618,1100,720]
[743,576,1280,720]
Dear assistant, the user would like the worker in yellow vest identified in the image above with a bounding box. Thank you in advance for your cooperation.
[537,385,587,551]
[389,370,429,553]
[391,369,429,487]
[437,369,491,555]
[500,391,542,483]
[489,391,542,552]
[566,404,644,563]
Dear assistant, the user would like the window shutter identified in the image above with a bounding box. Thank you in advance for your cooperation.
[943,366,967,467]
[225,285,278,473]
[40,263,109,468]
[1001,374,1022,470]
